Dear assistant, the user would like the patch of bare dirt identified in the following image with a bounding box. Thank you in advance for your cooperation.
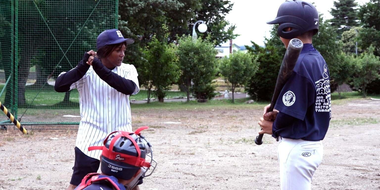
[0,98,380,190]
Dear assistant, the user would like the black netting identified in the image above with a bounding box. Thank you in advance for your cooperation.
[0,0,117,124]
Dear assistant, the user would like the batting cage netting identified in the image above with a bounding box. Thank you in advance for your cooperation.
[0,0,118,126]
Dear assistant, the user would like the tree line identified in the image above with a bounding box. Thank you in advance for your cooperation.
[142,0,380,103]
[246,0,380,100]
[1,0,380,106]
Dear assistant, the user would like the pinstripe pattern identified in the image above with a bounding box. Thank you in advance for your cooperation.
[70,63,139,159]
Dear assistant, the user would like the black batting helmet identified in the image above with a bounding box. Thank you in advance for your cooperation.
[267,0,319,39]
[88,127,153,181]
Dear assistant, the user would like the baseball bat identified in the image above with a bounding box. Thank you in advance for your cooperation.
[255,38,303,145]
[0,101,28,134]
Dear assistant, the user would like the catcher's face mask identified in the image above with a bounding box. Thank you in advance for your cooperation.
[88,126,157,187]
[125,132,157,190]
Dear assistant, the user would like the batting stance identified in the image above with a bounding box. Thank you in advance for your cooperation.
[54,29,139,190]
[257,1,331,189]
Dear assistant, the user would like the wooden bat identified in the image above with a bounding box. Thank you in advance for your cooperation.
[255,38,303,145]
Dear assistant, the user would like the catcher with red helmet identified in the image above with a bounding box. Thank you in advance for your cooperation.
[74,126,157,190]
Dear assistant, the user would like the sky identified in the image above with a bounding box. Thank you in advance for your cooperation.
[225,0,370,46]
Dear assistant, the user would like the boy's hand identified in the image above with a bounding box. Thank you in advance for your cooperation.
[262,104,279,121]
[264,111,278,121]
[86,50,97,65]
[258,117,273,135]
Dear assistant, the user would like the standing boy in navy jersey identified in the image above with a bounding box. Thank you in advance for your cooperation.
[54,29,140,190]
[257,1,331,189]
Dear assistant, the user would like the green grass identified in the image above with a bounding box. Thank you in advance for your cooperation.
[131,90,189,101]
[0,82,263,109]
[331,91,362,100]
[0,85,378,126]
[131,97,267,111]
[330,117,379,127]
[331,90,380,100]
[0,82,378,111]
[331,91,380,105]
[0,84,191,109]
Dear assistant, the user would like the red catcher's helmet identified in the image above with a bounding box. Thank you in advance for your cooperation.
[88,127,156,181]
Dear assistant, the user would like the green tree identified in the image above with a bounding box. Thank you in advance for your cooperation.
[341,27,361,55]
[357,27,380,56]
[38,0,116,104]
[196,0,237,45]
[219,52,258,103]
[357,0,380,56]
[357,0,380,93]
[358,0,380,30]
[0,0,116,107]
[177,36,218,102]
[329,0,359,38]
[165,0,202,41]
[330,52,355,98]
[140,35,180,103]
[314,16,343,92]
[119,0,237,47]
[12,0,50,106]
[349,46,380,97]
[118,0,183,73]
[119,0,183,43]
[0,1,11,72]
[245,26,284,101]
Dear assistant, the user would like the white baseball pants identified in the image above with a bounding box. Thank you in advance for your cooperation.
[278,137,323,190]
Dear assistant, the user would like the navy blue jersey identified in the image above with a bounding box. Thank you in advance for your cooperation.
[273,44,331,141]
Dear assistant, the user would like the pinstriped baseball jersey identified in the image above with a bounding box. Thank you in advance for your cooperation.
[70,63,139,159]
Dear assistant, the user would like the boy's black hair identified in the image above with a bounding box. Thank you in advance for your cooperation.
[97,42,126,59]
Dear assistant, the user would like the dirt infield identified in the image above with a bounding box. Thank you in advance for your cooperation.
[0,98,380,190]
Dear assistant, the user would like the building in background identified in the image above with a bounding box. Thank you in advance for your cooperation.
[215,39,248,58]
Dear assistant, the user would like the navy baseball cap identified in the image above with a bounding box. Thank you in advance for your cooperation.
[96,29,134,50]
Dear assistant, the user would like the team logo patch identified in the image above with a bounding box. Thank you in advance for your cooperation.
[302,152,312,157]
[116,30,123,38]
[108,164,123,172]
[314,18,319,26]
[282,91,296,107]
[115,154,125,161]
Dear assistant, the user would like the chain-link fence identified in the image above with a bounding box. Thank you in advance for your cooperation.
[0,0,118,125]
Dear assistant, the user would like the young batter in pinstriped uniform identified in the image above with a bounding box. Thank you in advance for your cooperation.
[54,29,140,190]
[258,1,331,189]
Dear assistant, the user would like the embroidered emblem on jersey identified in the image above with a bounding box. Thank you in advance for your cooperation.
[282,91,296,107]
[315,64,331,113]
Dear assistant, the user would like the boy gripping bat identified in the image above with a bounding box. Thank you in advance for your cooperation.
[255,38,303,145]
[54,29,139,190]
[257,1,332,189]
